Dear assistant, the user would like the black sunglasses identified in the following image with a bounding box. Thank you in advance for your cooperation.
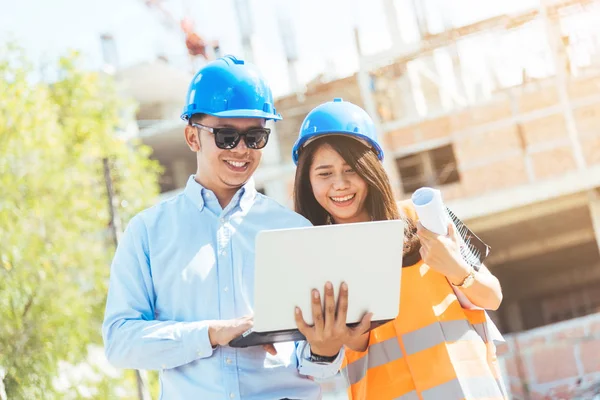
[192,123,270,150]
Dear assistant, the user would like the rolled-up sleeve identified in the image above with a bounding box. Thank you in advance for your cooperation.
[295,341,345,380]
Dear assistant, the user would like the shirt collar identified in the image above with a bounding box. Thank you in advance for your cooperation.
[238,177,257,212]
[183,175,257,212]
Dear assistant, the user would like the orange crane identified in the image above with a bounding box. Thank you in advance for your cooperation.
[143,0,219,60]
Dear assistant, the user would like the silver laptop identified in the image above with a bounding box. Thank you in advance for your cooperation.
[230,219,405,348]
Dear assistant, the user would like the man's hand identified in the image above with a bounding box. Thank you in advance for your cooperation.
[208,316,253,347]
[295,282,372,357]
[416,221,471,284]
[262,344,277,356]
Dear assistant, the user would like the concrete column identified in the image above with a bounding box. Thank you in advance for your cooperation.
[504,302,524,333]
[396,73,418,120]
[540,0,586,171]
[382,0,402,49]
[415,55,444,116]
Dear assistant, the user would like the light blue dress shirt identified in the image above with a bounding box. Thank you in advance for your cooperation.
[102,176,344,400]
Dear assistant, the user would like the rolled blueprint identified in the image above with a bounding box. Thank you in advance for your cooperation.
[411,187,449,236]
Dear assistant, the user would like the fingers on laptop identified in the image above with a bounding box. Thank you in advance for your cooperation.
[294,284,328,340]
[351,312,373,337]
[237,315,253,329]
[311,288,325,334]
[295,281,353,339]
[324,282,337,334]
[334,282,349,329]
[233,316,253,338]
[294,306,311,338]
[214,316,253,346]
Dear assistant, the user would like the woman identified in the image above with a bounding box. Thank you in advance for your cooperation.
[292,98,507,400]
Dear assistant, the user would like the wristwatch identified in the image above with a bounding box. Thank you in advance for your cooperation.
[452,267,476,288]
[309,350,339,364]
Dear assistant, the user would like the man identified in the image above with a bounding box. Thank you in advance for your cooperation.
[102,55,366,399]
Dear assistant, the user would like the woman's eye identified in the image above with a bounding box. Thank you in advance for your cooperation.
[346,169,355,173]
[318,172,331,177]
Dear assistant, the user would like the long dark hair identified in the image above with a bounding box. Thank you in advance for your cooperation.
[293,135,420,256]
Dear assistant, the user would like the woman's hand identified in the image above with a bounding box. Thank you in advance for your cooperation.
[417,221,503,310]
[416,221,471,284]
[295,282,372,357]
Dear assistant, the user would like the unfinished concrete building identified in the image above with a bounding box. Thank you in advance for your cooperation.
[120,0,600,398]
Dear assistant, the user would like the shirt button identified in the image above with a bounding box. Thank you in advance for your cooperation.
[224,286,229,292]
[222,250,227,256]
[226,358,232,364]
[229,393,235,399]
[220,217,226,223]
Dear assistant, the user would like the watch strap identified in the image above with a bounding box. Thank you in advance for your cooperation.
[309,350,338,363]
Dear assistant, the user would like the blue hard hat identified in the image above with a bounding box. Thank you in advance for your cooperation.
[181,55,281,121]
[292,98,383,165]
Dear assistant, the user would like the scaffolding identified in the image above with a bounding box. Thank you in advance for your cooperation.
[356,0,600,198]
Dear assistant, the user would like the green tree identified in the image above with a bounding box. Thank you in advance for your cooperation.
[0,44,162,399]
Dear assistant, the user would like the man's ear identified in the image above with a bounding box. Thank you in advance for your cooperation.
[184,125,201,151]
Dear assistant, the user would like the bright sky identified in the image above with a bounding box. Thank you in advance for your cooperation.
[2,0,541,97]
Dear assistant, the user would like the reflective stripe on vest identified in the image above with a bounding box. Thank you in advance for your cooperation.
[343,319,493,386]
[345,336,403,385]
[393,376,505,400]
[403,319,481,355]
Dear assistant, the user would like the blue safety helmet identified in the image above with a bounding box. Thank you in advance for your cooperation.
[292,98,383,165]
[181,55,281,121]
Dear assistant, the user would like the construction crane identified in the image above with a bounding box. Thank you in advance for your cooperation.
[142,0,220,60]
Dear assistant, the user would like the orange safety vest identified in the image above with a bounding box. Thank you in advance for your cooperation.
[341,201,507,400]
